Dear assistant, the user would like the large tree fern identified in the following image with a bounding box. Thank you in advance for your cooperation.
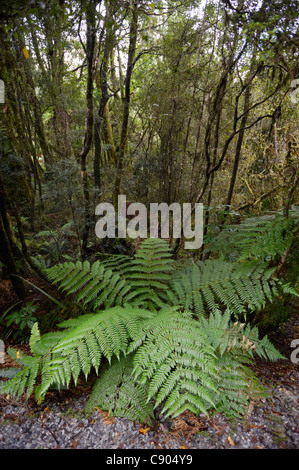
[0,237,290,423]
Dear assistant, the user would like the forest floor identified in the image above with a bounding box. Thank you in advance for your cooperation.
[0,278,298,450]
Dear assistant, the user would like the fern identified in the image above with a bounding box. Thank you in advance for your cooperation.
[234,214,297,262]
[0,328,64,400]
[85,354,155,424]
[206,211,299,262]
[46,260,131,310]
[200,309,285,361]
[124,238,175,309]
[0,347,40,399]
[168,259,278,318]
[128,308,219,418]
[0,306,284,420]
[0,238,289,423]
[213,352,267,419]
[35,307,153,403]
[46,238,175,311]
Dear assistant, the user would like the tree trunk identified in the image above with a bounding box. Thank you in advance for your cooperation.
[0,179,26,299]
[78,0,96,258]
[94,3,115,197]
[113,2,139,208]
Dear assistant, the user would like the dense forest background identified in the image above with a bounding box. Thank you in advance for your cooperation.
[0,0,298,342]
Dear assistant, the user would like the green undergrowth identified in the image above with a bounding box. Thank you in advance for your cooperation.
[0,223,297,424]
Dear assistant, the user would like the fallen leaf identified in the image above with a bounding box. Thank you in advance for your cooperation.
[227,436,235,446]
[139,426,150,435]
[98,410,115,424]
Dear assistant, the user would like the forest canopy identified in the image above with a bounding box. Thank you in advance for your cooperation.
[0,0,298,274]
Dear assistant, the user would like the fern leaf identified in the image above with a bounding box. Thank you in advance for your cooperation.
[129,309,218,418]
[124,238,175,309]
[37,307,153,402]
[29,322,41,354]
[46,260,131,310]
[85,354,154,423]
[207,212,298,263]
[0,355,40,399]
[213,352,268,418]
[169,259,279,318]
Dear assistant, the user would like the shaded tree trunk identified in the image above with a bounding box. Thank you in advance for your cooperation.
[77,0,97,258]
[94,1,116,197]
[0,178,26,299]
[113,2,139,208]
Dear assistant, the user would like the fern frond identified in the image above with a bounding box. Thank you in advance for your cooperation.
[213,352,267,419]
[207,212,298,262]
[85,354,155,423]
[129,309,218,418]
[200,310,285,361]
[29,322,41,354]
[98,254,134,279]
[124,238,175,309]
[36,307,153,403]
[0,330,66,400]
[0,368,23,379]
[46,260,131,310]
[0,352,40,399]
[169,259,279,318]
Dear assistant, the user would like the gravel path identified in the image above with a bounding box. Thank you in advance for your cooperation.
[0,364,298,450]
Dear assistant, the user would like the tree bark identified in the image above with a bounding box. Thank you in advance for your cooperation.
[77,0,96,258]
[0,178,26,299]
[94,2,116,196]
[113,2,139,208]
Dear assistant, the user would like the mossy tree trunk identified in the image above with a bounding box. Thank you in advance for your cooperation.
[0,189,26,300]
[113,2,139,209]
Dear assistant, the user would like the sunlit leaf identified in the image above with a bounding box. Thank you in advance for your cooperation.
[23,47,29,59]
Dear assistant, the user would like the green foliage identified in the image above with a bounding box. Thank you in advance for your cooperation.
[0,308,153,403]
[1,302,37,344]
[85,354,155,424]
[36,307,153,402]
[45,237,174,311]
[86,308,282,421]
[0,347,41,399]
[206,210,299,263]
[168,259,277,319]
[46,260,131,310]
[31,223,78,266]
[212,352,266,419]
[200,309,285,361]
[0,237,290,423]
[123,238,175,310]
[128,309,219,418]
